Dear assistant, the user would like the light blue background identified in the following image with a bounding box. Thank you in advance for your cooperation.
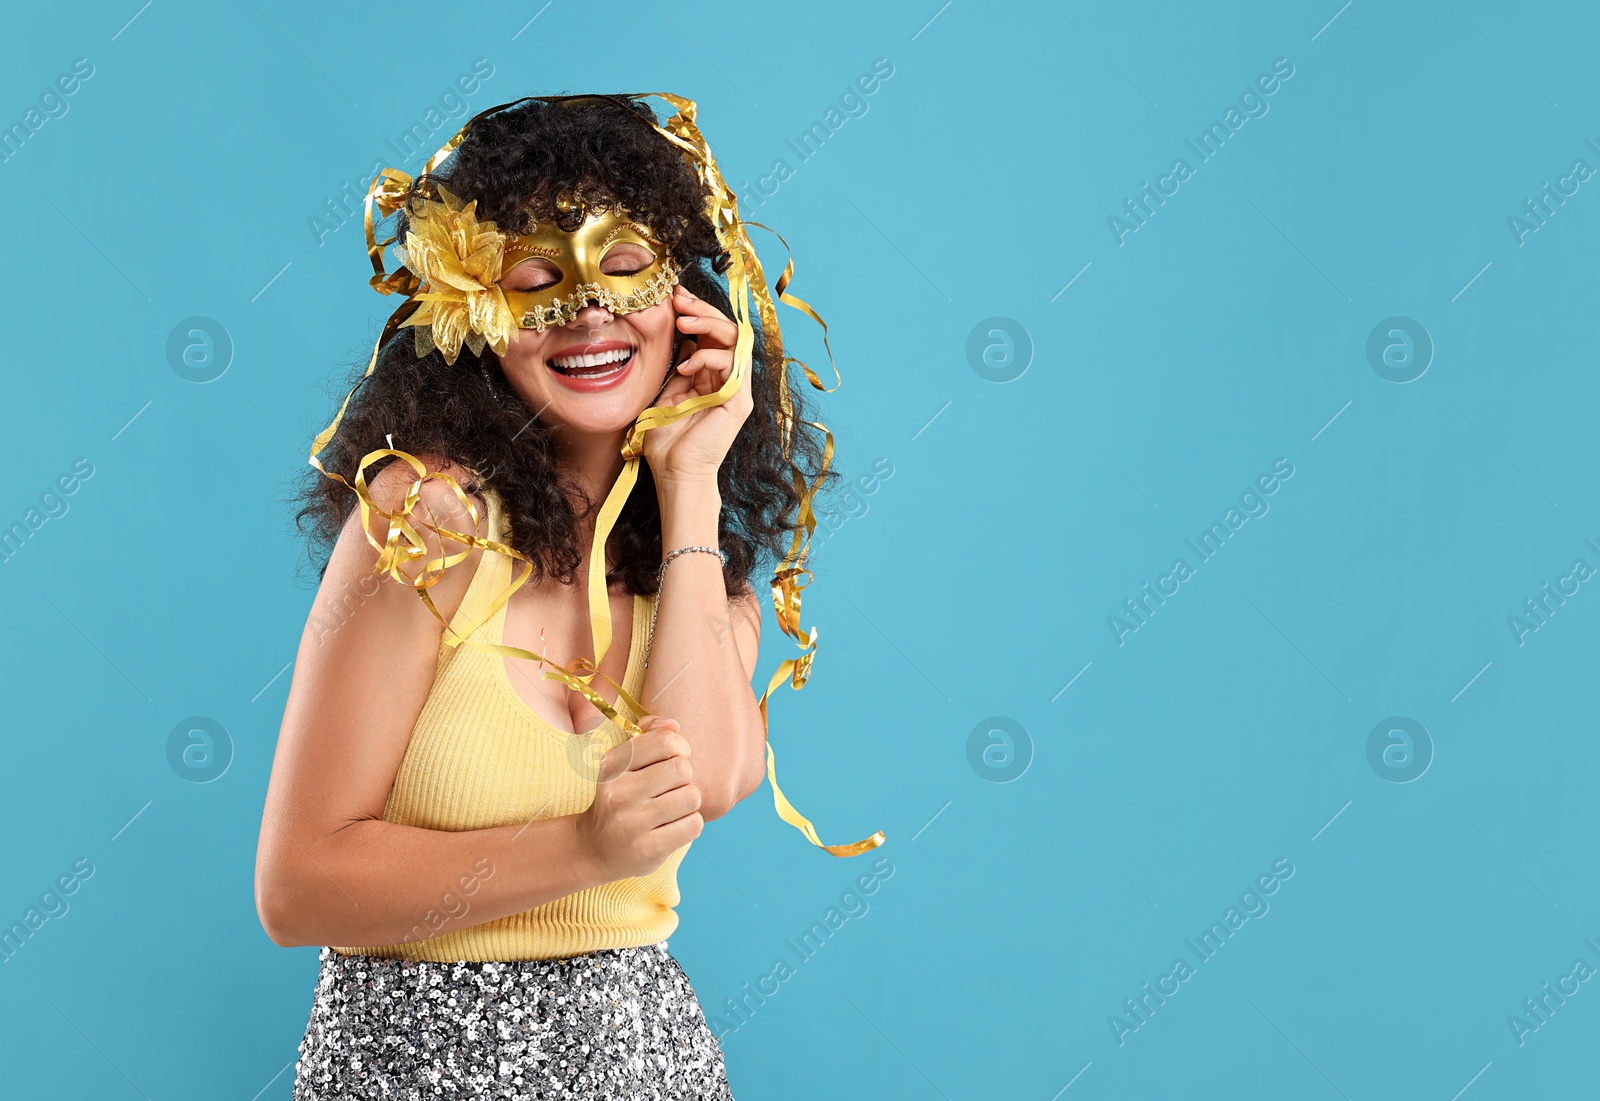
[3,1,1597,1097]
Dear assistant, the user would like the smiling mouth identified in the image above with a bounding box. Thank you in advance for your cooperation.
[548,345,635,378]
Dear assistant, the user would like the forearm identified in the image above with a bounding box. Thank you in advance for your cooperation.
[643,477,765,817]
[257,812,604,949]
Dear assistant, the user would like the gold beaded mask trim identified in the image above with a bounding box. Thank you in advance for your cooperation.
[498,205,681,333]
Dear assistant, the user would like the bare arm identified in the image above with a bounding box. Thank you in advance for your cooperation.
[253,459,698,948]
[638,475,768,821]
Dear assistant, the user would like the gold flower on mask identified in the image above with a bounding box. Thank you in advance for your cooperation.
[396,184,516,365]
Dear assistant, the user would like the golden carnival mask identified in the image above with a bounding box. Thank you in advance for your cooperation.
[313,93,884,859]
[498,194,682,333]
[388,183,681,364]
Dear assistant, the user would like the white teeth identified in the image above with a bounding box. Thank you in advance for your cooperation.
[551,347,632,371]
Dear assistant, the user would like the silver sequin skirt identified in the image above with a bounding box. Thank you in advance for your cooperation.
[290,941,734,1100]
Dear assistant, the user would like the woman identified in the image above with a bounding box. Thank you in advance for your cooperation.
[256,94,838,1099]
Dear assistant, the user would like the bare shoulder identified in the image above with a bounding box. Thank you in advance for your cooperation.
[263,455,494,879]
[363,453,488,528]
[325,452,491,628]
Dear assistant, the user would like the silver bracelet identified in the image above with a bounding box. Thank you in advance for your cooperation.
[645,545,727,664]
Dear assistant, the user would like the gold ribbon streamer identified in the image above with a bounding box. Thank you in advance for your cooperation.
[308,93,883,857]
[351,447,655,733]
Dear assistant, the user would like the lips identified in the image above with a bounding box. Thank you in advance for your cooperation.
[546,339,635,391]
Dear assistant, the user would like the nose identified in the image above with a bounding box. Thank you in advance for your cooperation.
[571,300,615,332]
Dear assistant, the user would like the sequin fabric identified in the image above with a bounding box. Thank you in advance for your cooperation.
[291,941,734,1099]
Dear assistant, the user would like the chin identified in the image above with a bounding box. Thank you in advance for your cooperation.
[547,393,659,435]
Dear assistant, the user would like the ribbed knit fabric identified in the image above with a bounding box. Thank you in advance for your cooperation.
[330,486,688,962]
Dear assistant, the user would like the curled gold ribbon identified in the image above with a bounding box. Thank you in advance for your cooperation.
[309,93,884,857]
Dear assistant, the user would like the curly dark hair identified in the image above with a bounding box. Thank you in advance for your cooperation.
[291,94,839,599]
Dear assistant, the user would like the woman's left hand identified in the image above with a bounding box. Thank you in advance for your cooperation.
[642,284,753,488]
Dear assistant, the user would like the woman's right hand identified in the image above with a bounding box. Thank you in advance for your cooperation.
[576,715,704,881]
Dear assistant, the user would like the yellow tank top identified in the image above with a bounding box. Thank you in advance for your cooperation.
[330,485,689,962]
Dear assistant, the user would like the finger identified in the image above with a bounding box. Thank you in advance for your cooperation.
[638,714,674,731]
[674,348,734,378]
[673,290,737,341]
[673,334,698,367]
[672,284,729,320]
[595,740,634,784]
[676,311,738,348]
[639,716,682,736]
[651,810,705,846]
[633,755,694,798]
[649,783,702,824]
[622,725,688,771]
[683,351,750,414]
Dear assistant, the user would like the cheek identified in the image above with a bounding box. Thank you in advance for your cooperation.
[629,304,677,363]
[506,327,543,361]
[633,302,676,342]
[505,328,570,371]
